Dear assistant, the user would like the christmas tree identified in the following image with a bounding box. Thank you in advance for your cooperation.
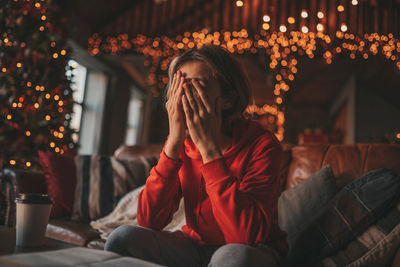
[0,0,76,170]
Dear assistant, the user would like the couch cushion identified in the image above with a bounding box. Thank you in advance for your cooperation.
[72,155,159,222]
[0,247,164,266]
[285,168,400,266]
[285,144,330,189]
[286,144,400,190]
[38,150,77,218]
[317,201,400,267]
[114,144,163,161]
[46,219,100,246]
[87,238,106,250]
[278,165,337,250]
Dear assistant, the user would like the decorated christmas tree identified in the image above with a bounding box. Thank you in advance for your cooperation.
[0,0,76,170]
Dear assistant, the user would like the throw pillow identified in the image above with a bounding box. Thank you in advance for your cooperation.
[317,201,400,267]
[38,150,77,218]
[285,168,400,267]
[278,165,337,249]
[72,155,158,222]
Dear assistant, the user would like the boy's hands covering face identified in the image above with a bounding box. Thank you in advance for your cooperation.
[164,70,185,160]
[182,79,223,163]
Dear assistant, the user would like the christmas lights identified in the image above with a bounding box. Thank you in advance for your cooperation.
[0,0,76,169]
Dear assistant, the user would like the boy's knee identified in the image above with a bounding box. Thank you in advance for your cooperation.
[208,243,278,267]
[209,244,252,267]
[105,225,151,254]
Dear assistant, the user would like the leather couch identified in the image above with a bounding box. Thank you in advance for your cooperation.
[2,143,400,266]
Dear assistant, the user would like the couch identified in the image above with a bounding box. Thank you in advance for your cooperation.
[1,143,400,266]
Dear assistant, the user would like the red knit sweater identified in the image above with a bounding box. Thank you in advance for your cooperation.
[137,119,288,256]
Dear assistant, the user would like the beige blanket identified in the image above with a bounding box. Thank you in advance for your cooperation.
[90,185,186,239]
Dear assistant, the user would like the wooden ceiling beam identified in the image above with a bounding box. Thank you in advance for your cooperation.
[93,1,140,33]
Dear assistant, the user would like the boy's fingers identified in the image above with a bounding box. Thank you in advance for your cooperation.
[183,83,198,114]
[192,80,212,113]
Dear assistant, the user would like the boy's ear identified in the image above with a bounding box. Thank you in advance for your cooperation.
[221,91,236,110]
[222,99,233,109]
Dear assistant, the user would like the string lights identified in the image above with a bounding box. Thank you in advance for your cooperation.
[88,3,400,142]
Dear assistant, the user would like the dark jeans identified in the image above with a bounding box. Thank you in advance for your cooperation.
[105,225,282,267]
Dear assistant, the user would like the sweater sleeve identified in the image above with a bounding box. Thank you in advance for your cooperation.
[137,149,183,230]
[201,137,283,245]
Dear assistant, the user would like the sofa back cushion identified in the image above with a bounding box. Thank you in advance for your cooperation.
[72,155,158,222]
[318,201,400,267]
[38,150,77,218]
[285,144,400,190]
[278,165,337,249]
[285,168,400,266]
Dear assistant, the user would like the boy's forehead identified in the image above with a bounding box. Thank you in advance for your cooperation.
[178,61,213,80]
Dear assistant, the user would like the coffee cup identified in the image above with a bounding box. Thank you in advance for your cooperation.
[15,193,53,247]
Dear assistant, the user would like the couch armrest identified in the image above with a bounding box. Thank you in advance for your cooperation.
[46,219,100,247]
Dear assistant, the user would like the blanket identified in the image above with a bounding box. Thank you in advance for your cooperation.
[90,185,186,239]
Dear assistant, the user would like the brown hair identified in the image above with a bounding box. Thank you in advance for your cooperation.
[165,46,251,135]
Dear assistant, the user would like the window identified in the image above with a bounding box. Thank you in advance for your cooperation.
[67,59,87,143]
[66,59,109,154]
[78,71,108,154]
[125,86,145,145]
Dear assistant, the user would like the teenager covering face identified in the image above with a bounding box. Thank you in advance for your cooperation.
[105,46,288,267]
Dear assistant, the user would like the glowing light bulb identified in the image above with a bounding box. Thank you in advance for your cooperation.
[341,23,348,32]
[262,23,270,30]
[301,10,308,18]
[317,23,324,31]
[236,0,243,7]
[317,11,324,19]
[302,26,309,33]
[352,0,358,5]
[263,15,271,22]
[279,25,287,32]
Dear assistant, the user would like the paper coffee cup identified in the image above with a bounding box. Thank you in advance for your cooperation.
[15,194,53,247]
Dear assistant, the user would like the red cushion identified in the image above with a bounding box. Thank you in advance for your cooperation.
[38,150,77,218]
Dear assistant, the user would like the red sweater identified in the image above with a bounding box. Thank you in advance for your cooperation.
[137,119,288,256]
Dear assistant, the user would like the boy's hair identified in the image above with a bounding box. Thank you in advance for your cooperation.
[165,45,251,135]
